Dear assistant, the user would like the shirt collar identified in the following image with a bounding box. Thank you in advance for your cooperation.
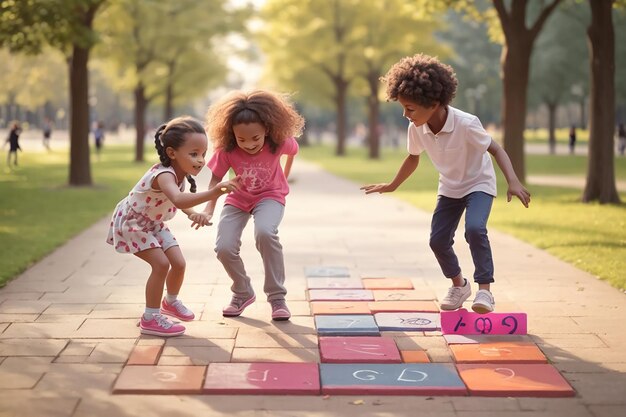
[421,106,455,135]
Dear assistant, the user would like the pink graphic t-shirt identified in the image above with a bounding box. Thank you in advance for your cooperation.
[207,137,299,212]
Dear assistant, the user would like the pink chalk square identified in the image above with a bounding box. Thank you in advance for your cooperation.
[203,363,320,395]
[306,278,364,289]
[372,289,436,301]
[450,342,547,364]
[310,301,371,315]
[368,300,439,313]
[113,365,205,394]
[361,278,414,290]
[441,309,527,335]
[319,336,401,363]
[308,289,374,301]
[457,364,575,397]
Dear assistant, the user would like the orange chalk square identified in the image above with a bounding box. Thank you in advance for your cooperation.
[457,364,575,397]
[450,342,547,364]
[400,350,431,363]
[113,365,205,394]
[127,345,163,365]
[368,300,439,313]
[361,278,414,290]
[310,301,371,315]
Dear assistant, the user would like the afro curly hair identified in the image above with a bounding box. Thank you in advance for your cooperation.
[381,54,458,108]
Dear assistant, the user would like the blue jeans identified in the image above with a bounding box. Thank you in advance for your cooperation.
[429,192,495,284]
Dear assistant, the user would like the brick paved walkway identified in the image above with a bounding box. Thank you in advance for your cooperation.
[0,160,625,416]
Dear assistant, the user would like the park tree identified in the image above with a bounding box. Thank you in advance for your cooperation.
[582,0,621,203]
[0,0,106,186]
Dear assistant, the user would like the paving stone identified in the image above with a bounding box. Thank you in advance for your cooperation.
[0,300,51,314]
[203,362,320,394]
[0,339,68,356]
[304,266,350,277]
[368,300,439,313]
[59,341,97,356]
[372,289,437,301]
[308,289,374,301]
[374,312,440,331]
[160,344,232,365]
[127,345,162,365]
[450,342,547,364]
[112,365,205,394]
[306,278,363,289]
[319,336,401,363]
[72,318,140,338]
[310,301,371,315]
[400,350,431,363]
[0,356,53,388]
[235,330,318,348]
[361,278,414,289]
[444,334,533,344]
[457,364,575,397]
[231,347,319,363]
[320,363,467,395]
[315,314,379,336]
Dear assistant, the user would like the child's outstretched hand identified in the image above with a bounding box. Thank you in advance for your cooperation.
[217,175,242,194]
[507,180,531,208]
[360,183,396,194]
[188,212,212,229]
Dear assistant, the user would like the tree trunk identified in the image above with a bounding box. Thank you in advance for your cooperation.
[68,44,92,186]
[134,83,148,162]
[164,81,174,121]
[335,78,348,156]
[500,38,532,182]
[582,0,619,203]
[547,101,557,155]
[367,71,381,159]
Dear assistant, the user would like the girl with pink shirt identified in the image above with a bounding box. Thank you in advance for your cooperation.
[201,90,305,321]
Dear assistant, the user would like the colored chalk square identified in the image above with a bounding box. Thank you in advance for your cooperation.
[400,350,431,363]
[319,336,401,363]
[444,334,533,345]
[441,309,527,335]
[361,278,414,290]
[203,363,320,395]
[374,312,440,331]
[373,289,436,301]
[113,365,205,394]
[315,315,380,336]
[306,278,364,289]
[320,363,467,395]
[308,289,374,301]
[304,266,350,277]
[310,301,371,315]
[368,300,439,313]
[457,364,575,397]
[450,342,547,364]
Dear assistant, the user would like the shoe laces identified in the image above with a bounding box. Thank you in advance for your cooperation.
[270,299,287,310]
[230,296,250,309]
[474,290,493,304]
[171,299,191,315]
[154,314,173,329]
[443,286,463,301]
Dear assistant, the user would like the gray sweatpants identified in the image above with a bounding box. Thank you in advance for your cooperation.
[215,199,287,301]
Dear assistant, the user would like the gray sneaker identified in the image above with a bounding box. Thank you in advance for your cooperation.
[472,289,495,314]
[440,279,471,310]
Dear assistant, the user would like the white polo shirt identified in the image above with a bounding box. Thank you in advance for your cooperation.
[407,106,497,199]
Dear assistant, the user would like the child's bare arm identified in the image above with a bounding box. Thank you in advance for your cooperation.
[361,154,419,194]
[155,173,239,210]
[283,155,295,179]
[487,140,531,207]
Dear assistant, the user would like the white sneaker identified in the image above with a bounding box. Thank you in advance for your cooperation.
[472,289,495,314]
[440,279,471,310]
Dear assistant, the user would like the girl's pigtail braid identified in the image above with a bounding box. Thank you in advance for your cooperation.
[154,124,170,166]
[186,175,197,193]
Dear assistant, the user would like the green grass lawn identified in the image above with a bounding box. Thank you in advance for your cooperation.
[299,145,626,291]
[0,145,153,286]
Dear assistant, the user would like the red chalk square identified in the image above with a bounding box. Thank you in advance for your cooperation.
[113,365,205,394]
[400,350,431,363]
[457,364,575,397]
[310,301,371,315]
[319,336,401,363]
[368,300,439,313]
[362,278,414,290]
[203,363,320,395]
[307,278,364,289]
[127,345,163,365]
[450,342,547,364]
[373,289,436,301]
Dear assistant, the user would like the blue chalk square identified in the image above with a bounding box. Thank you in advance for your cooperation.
[320,363,468,395]
[374,312,441,331]
[304,266,351,277]
[315,314,380,336]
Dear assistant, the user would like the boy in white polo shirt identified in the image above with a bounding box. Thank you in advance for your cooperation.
[361,54,531,313]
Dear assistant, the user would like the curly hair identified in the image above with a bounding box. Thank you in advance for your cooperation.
[206,90,305,153]
[381,54,457,108]
[154,116,206,193]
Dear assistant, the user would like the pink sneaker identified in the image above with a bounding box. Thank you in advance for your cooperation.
[139,314,185,337]
[222,294,256,317]
[161,298,195,321]
[270,299,291,321]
